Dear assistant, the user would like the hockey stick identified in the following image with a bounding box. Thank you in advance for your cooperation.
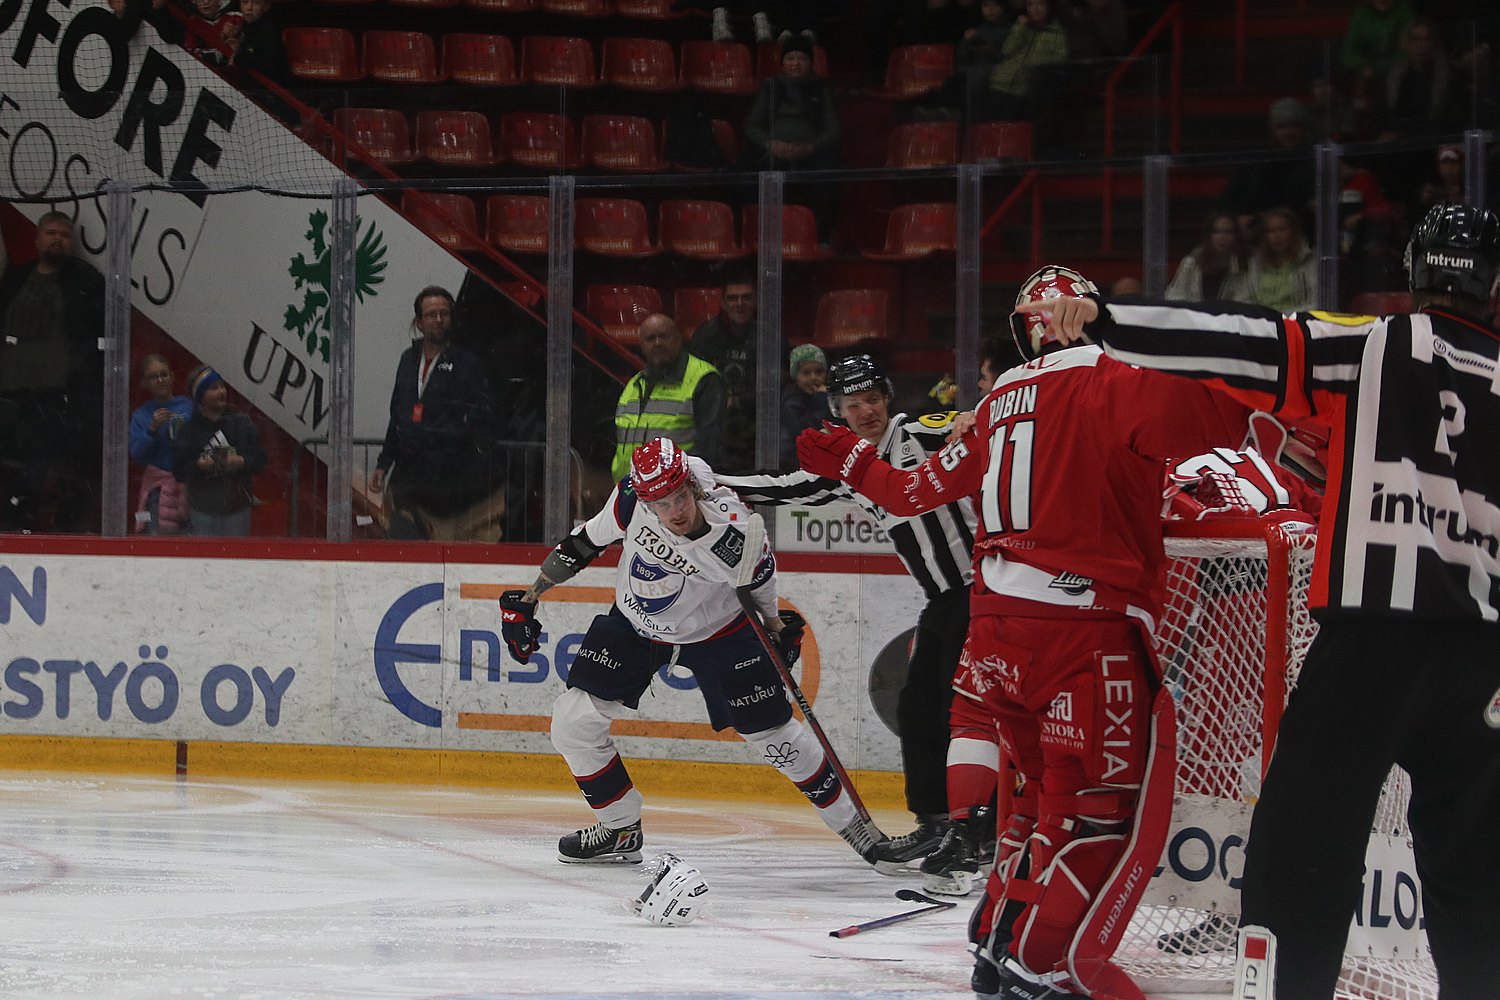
[733,513,872,823]
[828,889,958,938]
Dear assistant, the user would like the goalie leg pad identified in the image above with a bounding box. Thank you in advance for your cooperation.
[742,717,857,834]
[551,687,644,829]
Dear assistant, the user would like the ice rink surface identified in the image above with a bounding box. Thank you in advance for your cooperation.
[0,773,1228,1000]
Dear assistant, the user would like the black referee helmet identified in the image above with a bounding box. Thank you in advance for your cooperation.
[1405,202,1500,306]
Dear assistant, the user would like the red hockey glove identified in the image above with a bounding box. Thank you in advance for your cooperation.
[774,610,806,667]
[797,423,877,486]
[498,589,541,664]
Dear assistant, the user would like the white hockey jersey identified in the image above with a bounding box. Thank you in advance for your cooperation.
[578,456,778,644]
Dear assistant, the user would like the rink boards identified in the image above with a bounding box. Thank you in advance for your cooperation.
[0,539,916,805]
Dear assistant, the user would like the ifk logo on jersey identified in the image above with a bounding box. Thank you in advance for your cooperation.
[628,554,685,615]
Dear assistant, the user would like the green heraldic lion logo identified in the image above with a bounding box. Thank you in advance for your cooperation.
[284,209,389,362]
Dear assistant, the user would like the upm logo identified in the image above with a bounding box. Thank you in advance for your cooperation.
[0,565,46,626]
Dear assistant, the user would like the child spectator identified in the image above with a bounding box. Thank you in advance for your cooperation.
[185,0,242,66]
[1166,212,1244,302]
[174,365,267,537]
[129,354,193,535]
[228,0,291,88]
[1222,207,1319,314]
[780,344,831,470]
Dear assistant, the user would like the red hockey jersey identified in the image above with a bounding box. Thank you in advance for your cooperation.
[847,345,1251,629]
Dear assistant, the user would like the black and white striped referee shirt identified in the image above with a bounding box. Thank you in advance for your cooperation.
[717,411,977,600]
[1087,299,1500,622]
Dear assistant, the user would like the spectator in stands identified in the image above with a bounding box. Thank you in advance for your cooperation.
[1222,207,1319,314]
[174,365,266,538]
[1166,211,1244,302]
[1220,97,1316,246]
[959,0,1012,69]
[742,35,842,173]
[613,314,725,481]
[1307,73,1365,143]
[370,286,496,541]
[1417,144,1465,210]
[981,0,1068,121]
[689,272,773,474]
[780,344,830,469]
[1379,18,1454,138]
[1339,0,1415,114]
[226,0,291,88]
[129,354,193,535]
[0,211,105,534]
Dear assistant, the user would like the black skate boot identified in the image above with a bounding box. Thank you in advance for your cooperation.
[557,819,643,864]
[837,815,889,864]
[920,812,983,896]
[867,813,948,874]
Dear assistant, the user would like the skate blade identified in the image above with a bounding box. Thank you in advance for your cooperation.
[921,870,976,897]
[557,850,643,864]
[870,858,924,876]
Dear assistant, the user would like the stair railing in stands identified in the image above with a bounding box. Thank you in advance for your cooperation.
[1100,1,1182,253]
[978,169,1043,267]
[163,5,636,382]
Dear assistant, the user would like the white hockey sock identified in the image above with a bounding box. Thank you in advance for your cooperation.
[743,718,858,833]
[550,687,644,829]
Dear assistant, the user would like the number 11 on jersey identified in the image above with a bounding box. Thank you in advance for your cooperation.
[982,421,1034,534]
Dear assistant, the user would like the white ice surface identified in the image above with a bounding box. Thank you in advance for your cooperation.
[0,774,1223,1000]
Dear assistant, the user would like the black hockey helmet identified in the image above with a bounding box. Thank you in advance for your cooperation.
[825,354,893,417]
[1404,202,1500,306]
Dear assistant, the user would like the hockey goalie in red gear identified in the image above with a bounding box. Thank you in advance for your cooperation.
[798,265,1262,1000]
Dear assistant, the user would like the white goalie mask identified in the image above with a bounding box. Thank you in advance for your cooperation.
[631,853,709,926]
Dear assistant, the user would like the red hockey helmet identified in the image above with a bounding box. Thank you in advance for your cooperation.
[630,437,691,502]
[1009,265,1099,361]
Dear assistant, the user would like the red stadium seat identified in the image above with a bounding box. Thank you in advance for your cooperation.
[601,37,681,92]
[543,0,613,14]
[391,0,461,8]
[886,121,958,168]
[332,107,414,164]
[364,31,443,84]
[814,289,891,347]
[871,44,954,100]
[679,41,756,96]
[443,33,518,86]
[486,194,550,254]
[521,36,597,87]
[862,203,958,260]
[658,200,750,260]
[404,192,482,251]
[416,110,497,167]
[741,204,832,260]
[465,0,536,8]
[498,112,579,169]
[283,27,361,82]
[1349,291,1413,315]
[756,41,829,81]
[580,115,664,172]
[615,0,684,17]
[587,285,663,345]
[963,120,1034,163]
[575,198,659,257]
[674,287,723,335]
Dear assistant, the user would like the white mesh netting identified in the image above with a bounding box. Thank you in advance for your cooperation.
[1112,525,1438,998]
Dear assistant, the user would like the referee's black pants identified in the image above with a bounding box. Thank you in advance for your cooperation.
[1240,617,1500,1000]
[897,584,970,817]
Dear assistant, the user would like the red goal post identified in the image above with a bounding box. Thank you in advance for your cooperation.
[1109,517,1438,999]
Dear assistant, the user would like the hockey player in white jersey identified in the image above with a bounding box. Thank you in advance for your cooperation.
[498,437,887,864]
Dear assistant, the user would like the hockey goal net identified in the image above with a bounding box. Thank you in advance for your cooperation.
[1113,519,1437,998]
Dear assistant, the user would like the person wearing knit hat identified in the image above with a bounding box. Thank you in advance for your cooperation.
[775,344,830,470]
[741,26,840,173]
[173,364,267,536]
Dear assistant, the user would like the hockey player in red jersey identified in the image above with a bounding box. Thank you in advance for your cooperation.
[499,438,887,866]
[797,266,1256,1000]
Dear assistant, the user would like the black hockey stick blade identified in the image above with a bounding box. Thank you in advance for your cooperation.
[895,888,950,906]
[829,894,957,938]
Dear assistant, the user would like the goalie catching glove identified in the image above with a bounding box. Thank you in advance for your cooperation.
[773,610,806,667]
[498,590,542,663]
[796,423,877,486]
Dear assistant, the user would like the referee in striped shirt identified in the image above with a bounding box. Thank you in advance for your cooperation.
[718,354,976,868]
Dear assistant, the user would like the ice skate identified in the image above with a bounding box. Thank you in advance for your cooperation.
[866,814,947,874]
[973,953,1084,999]
[919,817,982,896]
[557,819,643,864]
[836,815,888,864]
